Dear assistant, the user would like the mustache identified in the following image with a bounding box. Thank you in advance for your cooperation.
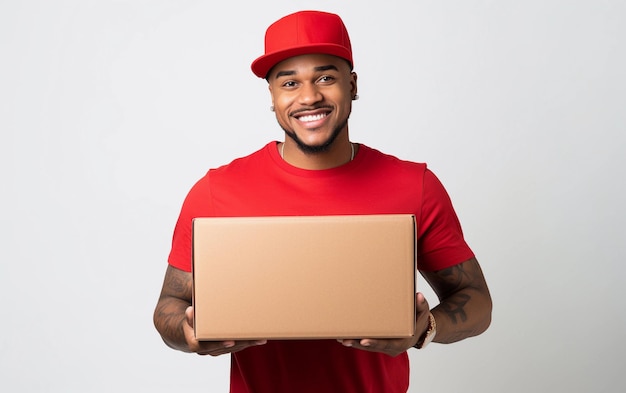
[289,105,333,117]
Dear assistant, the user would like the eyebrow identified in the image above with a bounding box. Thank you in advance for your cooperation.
[274,64,339,79]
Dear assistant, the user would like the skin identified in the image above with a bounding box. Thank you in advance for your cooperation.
[268,53,358,170]
[338,257,492,355]
[153,53,492,357]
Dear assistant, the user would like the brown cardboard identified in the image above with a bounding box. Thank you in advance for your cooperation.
[192,214,416,340]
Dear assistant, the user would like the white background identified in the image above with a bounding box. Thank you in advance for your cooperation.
[2,1,625,392]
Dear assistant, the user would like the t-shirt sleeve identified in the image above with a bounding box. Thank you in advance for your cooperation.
[167,173,213,272]
[416,169,474,272]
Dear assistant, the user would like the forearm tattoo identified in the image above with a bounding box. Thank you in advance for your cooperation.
[439,293,470,324]
[164,269,191,296]
[154,266,193,347]
[424,258,483,325]
[422,258,491,342]
[436,263,471,297]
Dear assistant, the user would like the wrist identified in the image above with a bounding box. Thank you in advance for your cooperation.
[414,312,437,349]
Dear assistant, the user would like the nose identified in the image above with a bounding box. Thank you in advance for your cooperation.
[298,82,322,106]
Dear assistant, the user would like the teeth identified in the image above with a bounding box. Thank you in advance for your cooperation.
[298,113,326,122]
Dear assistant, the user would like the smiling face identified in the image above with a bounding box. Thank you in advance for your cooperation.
[267,54,358,155]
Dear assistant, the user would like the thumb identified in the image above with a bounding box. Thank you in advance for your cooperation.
[416,292,430,314]
[185,306,194,328]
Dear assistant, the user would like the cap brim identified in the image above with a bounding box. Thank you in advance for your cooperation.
[251,44,353,78]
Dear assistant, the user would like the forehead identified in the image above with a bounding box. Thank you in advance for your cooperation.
[268,54,351,79]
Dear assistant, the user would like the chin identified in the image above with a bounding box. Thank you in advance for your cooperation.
[281,118,347,154]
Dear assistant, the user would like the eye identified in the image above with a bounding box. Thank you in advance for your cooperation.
[318,75,335,84]
[281,80,298,88]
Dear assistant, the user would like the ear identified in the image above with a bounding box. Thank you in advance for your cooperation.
[268,84,274,108]
[350,72,358,98]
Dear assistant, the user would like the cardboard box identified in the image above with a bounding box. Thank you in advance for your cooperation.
[192,214,416,340]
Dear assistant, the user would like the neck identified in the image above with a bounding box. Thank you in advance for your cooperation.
[279,139,356,170]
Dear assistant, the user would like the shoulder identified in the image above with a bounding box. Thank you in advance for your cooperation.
[209,142,275,178]
[356,145,428,187]
[180,143,274,208]
[358,144,427,171]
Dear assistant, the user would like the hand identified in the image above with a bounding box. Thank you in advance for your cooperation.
[337,293,431,357]
[183,306,267,356]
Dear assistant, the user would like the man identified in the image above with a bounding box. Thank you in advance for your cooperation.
[154,10,492,392]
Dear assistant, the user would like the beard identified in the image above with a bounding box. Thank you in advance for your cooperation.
[279,116,349,155]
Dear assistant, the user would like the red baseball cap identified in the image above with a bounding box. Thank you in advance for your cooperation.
[251,10,353,78]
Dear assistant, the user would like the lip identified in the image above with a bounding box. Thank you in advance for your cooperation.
[291,108,332,128]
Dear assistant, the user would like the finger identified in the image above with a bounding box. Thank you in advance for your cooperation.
[337,339,359,347]
[358,339,396,352]
[198,340,267,356]
[197,341,235,356]
[416,292,429,312]
[185,306,194,327]
[359,339,376,348]
[338,338,378,350]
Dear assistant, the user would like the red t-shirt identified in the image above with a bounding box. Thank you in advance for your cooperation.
[168,142,474,392]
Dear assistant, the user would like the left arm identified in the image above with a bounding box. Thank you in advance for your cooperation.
[422,257,492,344]
[338,257,492,355]
[338,169,492,355]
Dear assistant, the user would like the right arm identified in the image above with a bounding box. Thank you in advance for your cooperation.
[153,264,267,356]
[153,264,196,352]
